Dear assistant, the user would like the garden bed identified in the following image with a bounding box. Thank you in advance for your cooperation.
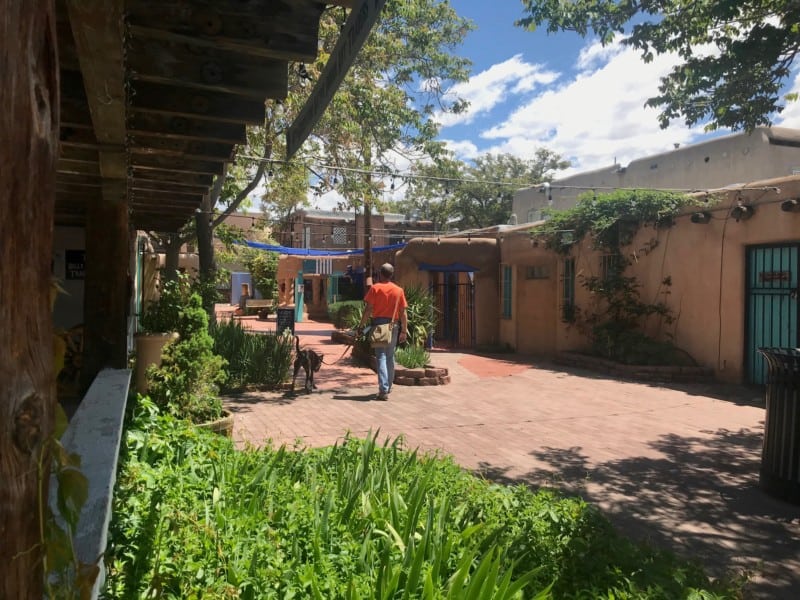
[554,351,714,382]
[332,330,451,386]
[106,408,743,598]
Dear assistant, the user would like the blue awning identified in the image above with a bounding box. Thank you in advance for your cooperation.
[237,240,406,256]
[417,262,479,272]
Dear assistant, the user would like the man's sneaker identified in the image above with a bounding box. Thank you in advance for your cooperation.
[376,391,388,401]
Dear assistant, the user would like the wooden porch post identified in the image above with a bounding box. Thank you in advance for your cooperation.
[80,182,130,391]
[0,1,59,596]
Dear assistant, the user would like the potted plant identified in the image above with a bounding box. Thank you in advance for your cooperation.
[134,277,185,394]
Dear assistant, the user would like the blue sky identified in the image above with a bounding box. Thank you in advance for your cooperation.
[294,1,800,211]
[436,1,800,176]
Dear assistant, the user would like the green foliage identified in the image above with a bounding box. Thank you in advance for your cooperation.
[43,405,100,599]
[575,273,695,365]
[396,344,430,369]
[139,275,189,334]
[400,151,569,230]
[107,412,741,599]
[252,0,473,220]
[516,0,798,132]
[146,293,228,423]
[538,190,697,365]
[242,247,280,302]
[210,319,294,390]
[535,189,693,254]
[327,300,365,329]
[404,284,438,347]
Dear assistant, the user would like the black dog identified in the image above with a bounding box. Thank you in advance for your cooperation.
[292,335,324,393]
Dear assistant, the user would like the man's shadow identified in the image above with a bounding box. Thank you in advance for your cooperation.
[331,391,375,402]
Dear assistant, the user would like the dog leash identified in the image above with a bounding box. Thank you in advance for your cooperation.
[319,330,361,365]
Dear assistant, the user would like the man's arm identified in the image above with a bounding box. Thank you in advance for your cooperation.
[357,303,373,333]
[398,307,408,343]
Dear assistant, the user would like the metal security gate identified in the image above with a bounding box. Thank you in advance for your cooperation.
[745,244,799,384]
[431,271,475,348]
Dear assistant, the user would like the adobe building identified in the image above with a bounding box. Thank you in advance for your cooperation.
[448,175,800,385]
[513,127,800,223]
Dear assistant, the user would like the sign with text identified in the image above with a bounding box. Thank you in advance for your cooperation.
[286,0,388,158]
[65,249,86,280]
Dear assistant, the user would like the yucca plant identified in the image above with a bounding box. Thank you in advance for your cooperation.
[210,319,293,390]
[396,344,430,369]
[404,284,438,348]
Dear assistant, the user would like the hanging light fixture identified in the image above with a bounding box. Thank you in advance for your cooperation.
[731,204,755,222]
[780,198,800,212]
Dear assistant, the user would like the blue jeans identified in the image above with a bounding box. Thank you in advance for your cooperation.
[372,318,398,394]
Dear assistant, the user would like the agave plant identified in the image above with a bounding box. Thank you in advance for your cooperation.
[403,284,438,348]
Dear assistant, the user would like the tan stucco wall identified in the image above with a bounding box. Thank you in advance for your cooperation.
[499,235,560,354]
[513,127,800,223]
[396,238,501,346]
[502,175,800,383]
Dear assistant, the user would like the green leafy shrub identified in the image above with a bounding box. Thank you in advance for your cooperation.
[107,411,741,599]
[146,293,227,423]
[327,300,365,329]
[396,344,430,368]
[210,318,293,390]
[243,247,279,302]
[139,276,188,334]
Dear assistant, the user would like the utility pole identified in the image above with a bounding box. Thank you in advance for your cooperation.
[363,146,373,289]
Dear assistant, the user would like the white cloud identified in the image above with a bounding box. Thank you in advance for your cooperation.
[441,138,480,160]
[774,69,800,129]
[477,40,709,175]
[437,54,558,128]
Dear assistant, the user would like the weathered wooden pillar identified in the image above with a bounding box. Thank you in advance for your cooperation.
[81,180,130,391]
[0,1,59,596]
[66,0,129,392]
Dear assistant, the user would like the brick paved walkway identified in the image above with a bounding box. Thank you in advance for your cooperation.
[220,311,800,599]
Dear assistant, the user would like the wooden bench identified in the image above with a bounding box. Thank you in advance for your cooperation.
[242,297,275,319]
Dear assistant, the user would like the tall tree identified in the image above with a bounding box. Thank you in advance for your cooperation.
[256,0,473,280]
[517,0,800,131]
[400,150,569,230]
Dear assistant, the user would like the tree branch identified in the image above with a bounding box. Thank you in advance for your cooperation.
[211,142,273,230]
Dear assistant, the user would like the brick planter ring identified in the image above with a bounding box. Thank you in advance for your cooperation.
[332,331,451,386]
[394,365,450,386]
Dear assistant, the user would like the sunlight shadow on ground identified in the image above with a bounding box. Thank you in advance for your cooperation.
[476,427,800,600]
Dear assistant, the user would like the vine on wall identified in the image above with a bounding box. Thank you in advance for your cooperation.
[533,189,698,365]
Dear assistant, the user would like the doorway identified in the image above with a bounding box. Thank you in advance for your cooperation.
[430,271,475,348]
[745,244,799,384]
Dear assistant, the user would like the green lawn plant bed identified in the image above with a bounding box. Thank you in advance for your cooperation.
[106,398,740,599]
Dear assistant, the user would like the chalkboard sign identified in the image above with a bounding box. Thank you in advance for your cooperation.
[276,307,295,336]
[65,249,85,280]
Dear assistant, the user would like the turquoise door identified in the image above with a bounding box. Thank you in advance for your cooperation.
[745,244,799,384]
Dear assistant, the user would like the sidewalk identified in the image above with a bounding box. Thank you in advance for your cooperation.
[219,309,800,599]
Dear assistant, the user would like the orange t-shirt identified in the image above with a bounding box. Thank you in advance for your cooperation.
[364,282,407,319]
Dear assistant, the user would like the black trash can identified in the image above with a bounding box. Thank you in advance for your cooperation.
[757,347,800,504]
[276,307,295,336]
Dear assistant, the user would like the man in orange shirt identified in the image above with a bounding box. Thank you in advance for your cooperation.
[357,263,408,400]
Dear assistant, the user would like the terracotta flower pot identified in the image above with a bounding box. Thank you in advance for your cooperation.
[134,332,179,394]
